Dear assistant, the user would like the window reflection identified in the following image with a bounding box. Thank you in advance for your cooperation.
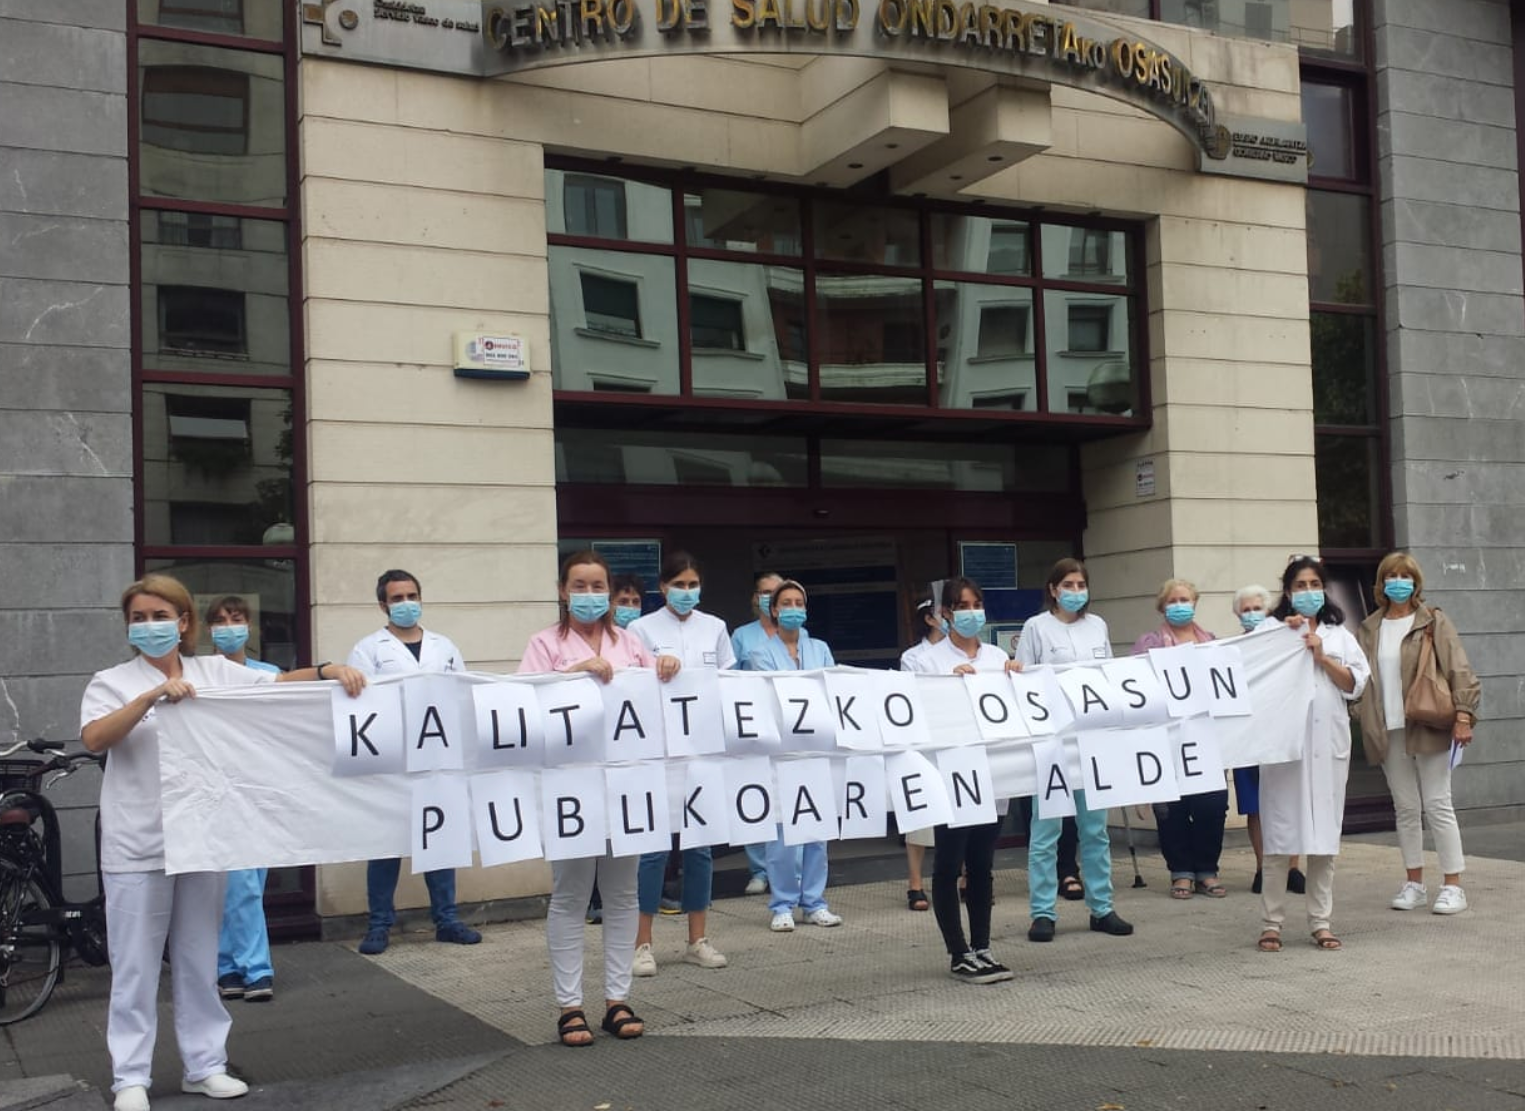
[138,41,285,207]
[1311,313,1375,425]
[1041,226,1127,283]
[821,440,1014,491]
[547,170,673,243]
[1293,0,1360,57]
[685,190,802,255]
[1315,434,1381,549]
[555,429,808,486]
[931,213,1031,276]
[142,384,293,547]
[813,202,920,266]
[138,0,284,39]
[1159,0,1289,43]
[548,247,678,393]
[140,209,289,376]
[1306,191,1371,305]
[934,282,1036,411]
[1044,291,1135,414]
[688,261,807,400]
[146,557,298,669]
[815,275,926,404]
[1302,82,1358,180]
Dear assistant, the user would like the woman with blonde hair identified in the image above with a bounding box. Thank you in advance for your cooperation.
[1354,552,1480,915]
[1133,579,1229,899]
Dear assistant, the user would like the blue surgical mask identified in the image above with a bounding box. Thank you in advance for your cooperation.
[758,593,772,617]
[938,617,950,636]
[776,607,807,631]
[210,624,249,654]
[1164,602,1195,627]
[568,592,610,623]
[1058,589,1089,614]
[1291,589,1325,617]
[128,620,181,659]
[952,609,986,637]
[1238,610,1266,631]
[667,587,701,616]
[1383,578,1415,603]
[614,605,642,629]
[389,600,422,628]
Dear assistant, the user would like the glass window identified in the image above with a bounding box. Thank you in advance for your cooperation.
[820,440,1015,491]
[1048,0,1150,15]
[1306,191,1371,305]
[138,0,283,39]
[813,202,920,266]
[684,189,802,255]
[555,429,808,486]
[1314,434,1381,549]
[934,282,1036,411]
[1293,0,1361,58]
[548,247,678,394]
[1311,312,1376,426]
[547,170,673,243]
[141,210,289,376]
[145,556,299,669]
[1042,226,1127,283]
[1160,0,1289,43]
[141,383,293,547]
[931,214,1031,276]
[687,261,807,400]
[815,274,927,405]
[1045,291,1135,415]
[138,41,285,207]
[1303,81,1358,181]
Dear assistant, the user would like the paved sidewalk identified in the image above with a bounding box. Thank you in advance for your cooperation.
[2,831,1521,1110]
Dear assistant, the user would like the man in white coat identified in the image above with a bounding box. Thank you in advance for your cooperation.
[348,569,482,955]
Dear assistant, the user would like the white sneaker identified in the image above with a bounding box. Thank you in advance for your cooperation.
[1432,885,1468,915]
[632,942,657,977]
[744,875,768,896]
[769,911,795,932]
[805,908,842,928]
[1390,881,1428,911]
[684,936,728,968]
[114,1087,150,1111]
[181,1073,249,1099]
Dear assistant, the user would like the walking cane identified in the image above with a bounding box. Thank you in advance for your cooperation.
[1120,805,1147,888]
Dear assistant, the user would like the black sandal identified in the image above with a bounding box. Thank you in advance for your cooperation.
[1060,876,1085,901]
[907,889,929,912]
[557,1009,593,1047]
[601,1002,645,1040]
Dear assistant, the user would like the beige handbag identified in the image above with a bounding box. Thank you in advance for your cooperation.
[1404,617,1455,730]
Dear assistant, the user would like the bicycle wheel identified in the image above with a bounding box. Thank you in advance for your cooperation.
[0,859,61,1024]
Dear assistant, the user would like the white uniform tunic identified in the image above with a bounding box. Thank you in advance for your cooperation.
[1258,618,1370,857]
[916,637,1010,674]
[629,607,736,670]
[347,627,463,675]
[1014,611,1113,666]
[899,636,939,672]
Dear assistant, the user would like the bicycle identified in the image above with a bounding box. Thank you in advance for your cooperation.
[0,737,109,1024]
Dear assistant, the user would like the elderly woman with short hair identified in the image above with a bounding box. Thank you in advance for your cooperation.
[1354,552,1480,915]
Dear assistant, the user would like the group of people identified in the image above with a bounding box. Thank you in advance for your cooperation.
[79,548,1480,1104]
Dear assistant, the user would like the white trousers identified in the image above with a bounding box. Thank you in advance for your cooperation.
[103,870,231,1093]
[1382,731,1465,876]
[547,853,639,1009]
[1260,853,1336,935]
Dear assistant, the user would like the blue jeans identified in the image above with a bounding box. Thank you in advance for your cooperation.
[637,846,713,915]
[765,831,829,916]
[1155,789,1229,881]
[217,868,273,983]
[744,843,769,880]
[1029,789,1113,919]
[366,859,459,930]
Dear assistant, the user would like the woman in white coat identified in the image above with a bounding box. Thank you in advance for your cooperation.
[81,574,366,1111]
[1255,556,1369,952]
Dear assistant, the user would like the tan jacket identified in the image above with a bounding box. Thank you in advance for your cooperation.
[1354,603,1481,765]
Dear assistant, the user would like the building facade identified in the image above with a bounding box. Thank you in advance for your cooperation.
[1,0,1519,931]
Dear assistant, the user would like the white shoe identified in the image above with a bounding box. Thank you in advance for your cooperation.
[114,1087,150,1111]
[744,875,768,896]
[632,942,657,977]
[769,911,795,932]
[1432,885,1468,915]
[1390,881,1428,911]
[805,908,842,928]
[181,1073,248,1099]
[684,936,728,968]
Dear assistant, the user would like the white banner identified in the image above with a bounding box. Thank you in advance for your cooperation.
[157,627,1312,874]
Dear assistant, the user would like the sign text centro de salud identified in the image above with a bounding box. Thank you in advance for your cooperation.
[300,0,1308,182]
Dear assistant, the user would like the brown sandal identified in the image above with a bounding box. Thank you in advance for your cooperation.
[1170,879,1194,900]
[1311,930,1342,950]
[1257,931,1282,952]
